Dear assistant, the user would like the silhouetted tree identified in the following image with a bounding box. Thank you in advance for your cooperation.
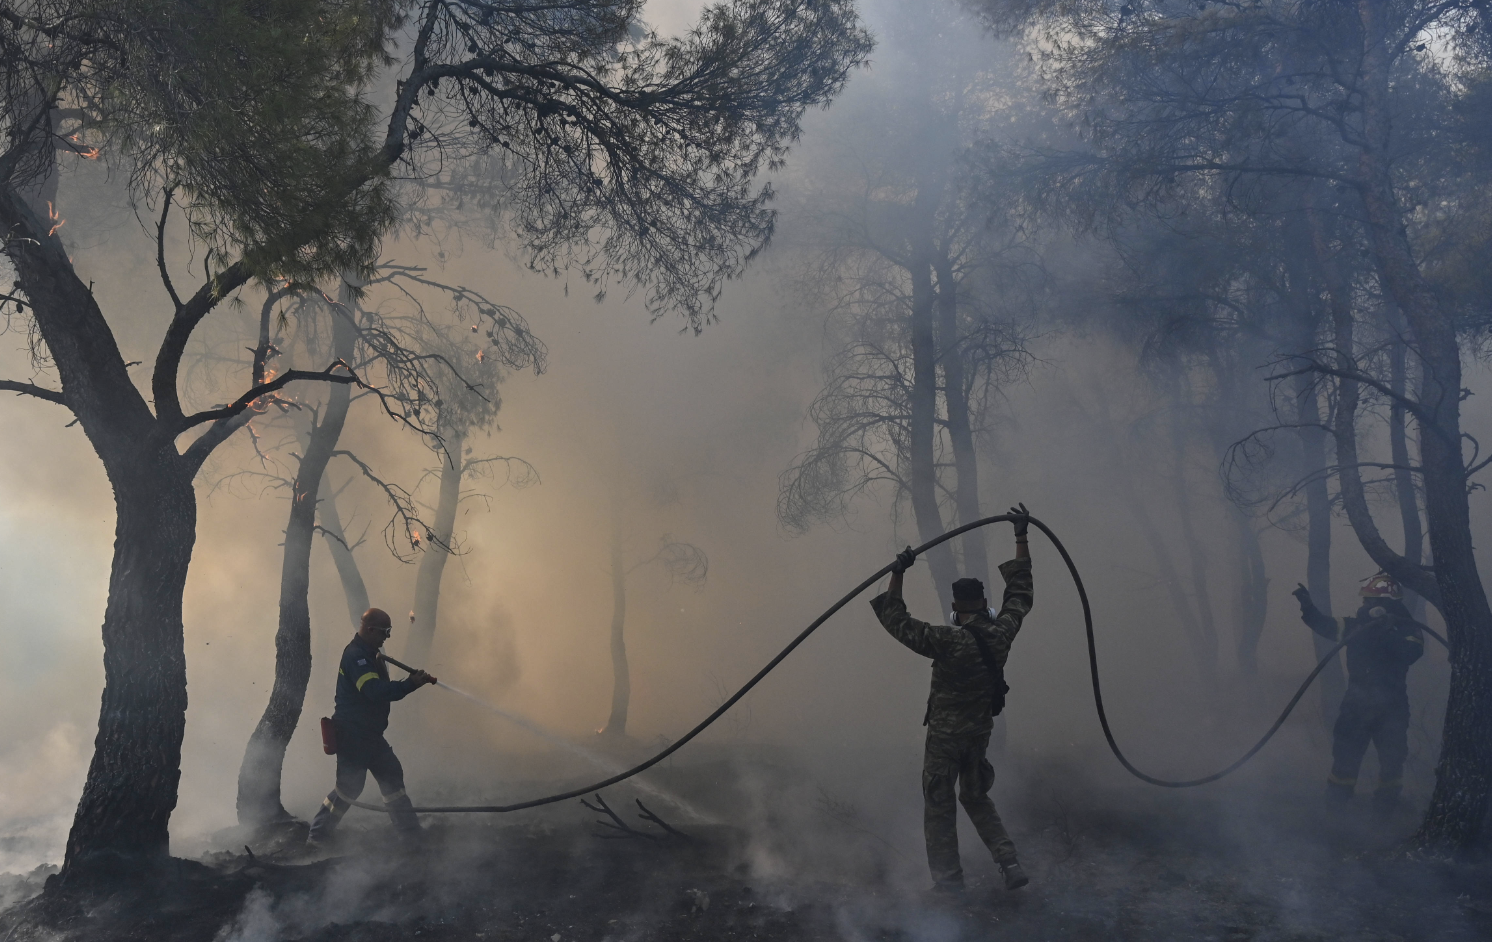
[983,0,1492,850]
[778,1,1039,611]
[0,0,870,878]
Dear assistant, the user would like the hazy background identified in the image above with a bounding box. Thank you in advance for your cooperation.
[0,0,1461,876]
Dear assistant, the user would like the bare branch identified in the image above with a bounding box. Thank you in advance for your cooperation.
[0,379,66,406]
[155,185,181,312]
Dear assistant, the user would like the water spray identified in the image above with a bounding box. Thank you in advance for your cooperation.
[370,653,711,820]
[349,512,1449,816]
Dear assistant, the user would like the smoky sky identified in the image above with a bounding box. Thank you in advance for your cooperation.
[0,0,1463,875]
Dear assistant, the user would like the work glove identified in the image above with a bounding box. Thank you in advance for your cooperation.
[408,669,438,687]
[890,546,917,574]
[1292,583,1312,613]
[1009,503,1030,539]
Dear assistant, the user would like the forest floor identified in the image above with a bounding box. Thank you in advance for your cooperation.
[1,747,1490,942]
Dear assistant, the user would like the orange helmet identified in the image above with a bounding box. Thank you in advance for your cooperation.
[1359,572,1402,600]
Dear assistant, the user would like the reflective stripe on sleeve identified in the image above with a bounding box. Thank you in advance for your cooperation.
[355,671,381,691]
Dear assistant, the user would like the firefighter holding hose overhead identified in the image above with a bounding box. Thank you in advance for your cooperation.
[870,505,1034,895]
[306,607,438,849]
[1292,573,1425,814]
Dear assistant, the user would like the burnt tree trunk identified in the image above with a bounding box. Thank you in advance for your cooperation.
[236,286,357,828]
[2,181,200,878]
[405,426,465,666]
[65,463,197,875]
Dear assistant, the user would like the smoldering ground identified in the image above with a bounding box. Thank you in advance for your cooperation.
[4,0,1492,939]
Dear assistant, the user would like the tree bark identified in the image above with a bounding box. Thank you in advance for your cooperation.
[63,463,197,876]
[235,285,357,828]
[2,182,199,879]
[1355,1,1492,849]
[404,426,466,666]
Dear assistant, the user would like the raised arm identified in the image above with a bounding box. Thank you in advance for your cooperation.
[1292,584,1342,641]
[870,546,945,657]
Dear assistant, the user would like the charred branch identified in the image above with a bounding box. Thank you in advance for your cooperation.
[0,378,66,405]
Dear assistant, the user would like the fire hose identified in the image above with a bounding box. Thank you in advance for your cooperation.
[347,512,1449,813]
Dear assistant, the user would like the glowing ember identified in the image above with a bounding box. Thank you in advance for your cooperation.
[45,201,64,237]
[475,349,485,362]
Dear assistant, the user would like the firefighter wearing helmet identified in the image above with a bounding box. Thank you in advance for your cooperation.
[1292,573,1426,813]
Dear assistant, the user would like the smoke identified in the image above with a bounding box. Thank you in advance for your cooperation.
[0,1,1478,938]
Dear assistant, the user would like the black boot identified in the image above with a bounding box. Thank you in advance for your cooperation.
[1001,861,1029,890]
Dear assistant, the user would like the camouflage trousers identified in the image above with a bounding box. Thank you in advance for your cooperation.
[922,729,1016,886]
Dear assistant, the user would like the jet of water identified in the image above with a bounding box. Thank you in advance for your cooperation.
[432,680,715,823]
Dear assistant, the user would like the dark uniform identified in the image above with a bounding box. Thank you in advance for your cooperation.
[871,558,1033,887]
[1296,594,1424,805]
[307,635,423,840]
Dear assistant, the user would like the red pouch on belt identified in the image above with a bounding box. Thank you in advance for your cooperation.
[320,717,337,755]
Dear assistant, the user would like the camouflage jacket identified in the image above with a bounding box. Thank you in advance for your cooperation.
[870,558,1034,737]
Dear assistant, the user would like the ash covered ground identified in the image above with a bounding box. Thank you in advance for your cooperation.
[1,745,1486,942]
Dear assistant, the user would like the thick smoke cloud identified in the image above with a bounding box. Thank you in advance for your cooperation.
[0,3,1471,936]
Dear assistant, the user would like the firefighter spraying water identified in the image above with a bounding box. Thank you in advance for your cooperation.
[307,608,438,849]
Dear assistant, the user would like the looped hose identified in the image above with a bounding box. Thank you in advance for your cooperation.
[349,513,1448,812]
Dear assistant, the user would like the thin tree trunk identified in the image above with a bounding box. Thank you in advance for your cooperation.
[1291,368,1345,721]
[236,285,357,828]
[1279,221,1346,719]
[1231,508,1269,675]
[933,250,989,588]
[602,490,630,737]
[318,480,369,629]
[1082,389,1213,678]
[405,426,466,666]
[907,188,956,615]
[1169,404,1219,681]
[1387,315,1427,621]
